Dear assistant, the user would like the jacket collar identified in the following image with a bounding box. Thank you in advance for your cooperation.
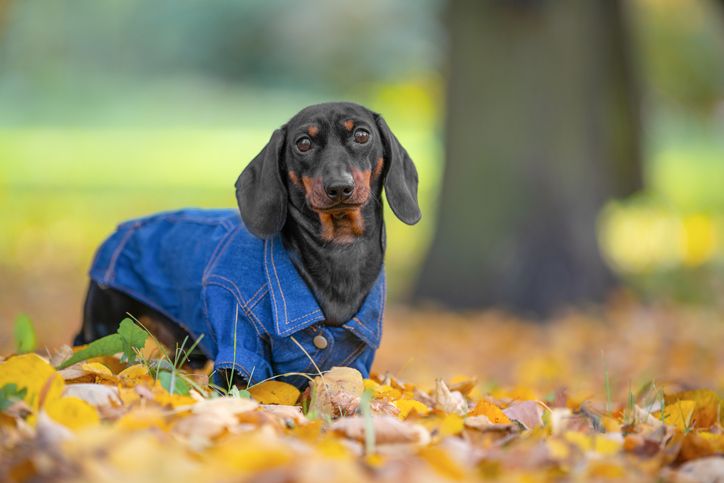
[263,235,385,348]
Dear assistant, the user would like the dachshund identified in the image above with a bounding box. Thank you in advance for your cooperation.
[75,102,420,388]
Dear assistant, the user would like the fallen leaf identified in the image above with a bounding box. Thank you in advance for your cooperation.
[249,380,301,406]
[330,416,428,445]
[370,398,401,417]
[676,456,724,483]
[564,431,622,456]
[49,345,74,369]
[191,395,258,415]
[655,400,696,432]
[470,400,512,424]
[330,391,361,417]
[44,396,100,429]
[502,400,543,429]
[0,354,59,412]
[418,447,465,480]
[62,383,122,408]
[311,367,364,418]
[665,389,724,430]
[393,399,430,419]
[433,379,467,416]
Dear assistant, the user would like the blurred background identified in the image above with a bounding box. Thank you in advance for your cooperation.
[0,0,723,371]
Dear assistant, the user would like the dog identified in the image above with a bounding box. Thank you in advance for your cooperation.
[75,102,420,388]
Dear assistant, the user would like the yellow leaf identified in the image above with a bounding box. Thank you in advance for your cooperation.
[363,379,380,391]
[664,389,724,429]
[248,380,300,405]
[418,447,464,480]
[44,397,99,429]
[469,400,511,424]
[372,384,402,400]
[115,407,170,431]
[151,380,197,408]
[587,460,626,478]
[209,433,293,472]
[317,438,352,458]
[655,400,696,432]
[564,431,622,456]
[698,432,724,452]
[440,413,464,437]
[0,353,58,412]
[394,399,430,419]
[547,438,570,460]
[118,364,150,379]
[489,386,537,402]
[80,362,114,376]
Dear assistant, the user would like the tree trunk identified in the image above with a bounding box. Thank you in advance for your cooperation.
[413,0,641,315]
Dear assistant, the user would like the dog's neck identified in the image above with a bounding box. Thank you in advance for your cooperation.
[280,199,385,326]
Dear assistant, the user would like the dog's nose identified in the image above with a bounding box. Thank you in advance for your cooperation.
[325,182,355,202]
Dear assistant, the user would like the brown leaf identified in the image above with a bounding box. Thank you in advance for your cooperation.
[665,389,724,430]
[330,416,428,445]
[676,456,724,483]
[311,367,364,418]
[432,379,467,417]
[448,377,478,397]
[330,391,361,417]
[62,383,122,408]
[502,400,544,429]
[370,398,401,418]
[676,433,716,465]
[260,404,308,425]
[49,345,74,368]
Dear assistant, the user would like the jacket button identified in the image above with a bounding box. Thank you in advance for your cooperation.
[313,335,328,349]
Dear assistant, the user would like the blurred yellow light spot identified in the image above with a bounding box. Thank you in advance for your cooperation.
[681,214,716,267]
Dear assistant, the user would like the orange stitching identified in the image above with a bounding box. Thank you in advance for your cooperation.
[270,238,289,331]
[339,342,366,366]
[264,240,282,334]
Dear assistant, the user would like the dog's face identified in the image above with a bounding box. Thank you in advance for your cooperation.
[283,103,385,244]
[236,102,421,244]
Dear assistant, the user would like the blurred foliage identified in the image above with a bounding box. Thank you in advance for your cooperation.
[595,0,724,304]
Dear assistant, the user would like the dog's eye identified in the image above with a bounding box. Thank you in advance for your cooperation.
[354,130,369,144]
[297,138,312,152]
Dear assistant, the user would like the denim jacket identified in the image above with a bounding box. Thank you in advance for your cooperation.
[88,209,384,388]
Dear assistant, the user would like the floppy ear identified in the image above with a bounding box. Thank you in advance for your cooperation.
[236,129,287,239]
[375,115,422,225]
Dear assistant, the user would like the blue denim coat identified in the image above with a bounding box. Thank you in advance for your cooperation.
[89,209,384,388]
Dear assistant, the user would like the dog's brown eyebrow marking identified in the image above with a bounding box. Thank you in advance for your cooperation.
[308,126,318,136]
[372,157,384,180]
[344,120,354,131]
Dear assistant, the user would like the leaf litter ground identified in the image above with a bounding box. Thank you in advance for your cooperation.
[2,295,724,483]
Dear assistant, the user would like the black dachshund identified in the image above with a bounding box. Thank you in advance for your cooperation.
[76,102,420,387]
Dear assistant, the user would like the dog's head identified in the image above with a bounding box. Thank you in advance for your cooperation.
[236,102,421,244]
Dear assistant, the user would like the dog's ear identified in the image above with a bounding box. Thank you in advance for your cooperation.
[236,129,287,239]
[374,115,422,225]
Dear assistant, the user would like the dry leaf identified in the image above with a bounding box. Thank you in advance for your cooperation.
[62,383,122,408]
[330,416,428,445]
[248,380,301,406]
[311,367,364,418]
[502,400,543,429]
[676,456,724,483]
[370,398,401,417]
[330,391,361,417]
[432,379,467,417]
[470,400,511,424]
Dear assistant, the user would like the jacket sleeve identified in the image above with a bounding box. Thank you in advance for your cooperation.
[203,283,273,387]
